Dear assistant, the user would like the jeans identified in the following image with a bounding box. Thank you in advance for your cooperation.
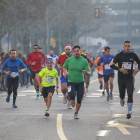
[27,73,33,85]
[19,71,27,86]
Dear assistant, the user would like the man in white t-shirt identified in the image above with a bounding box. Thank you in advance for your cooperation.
[46,49,58,69]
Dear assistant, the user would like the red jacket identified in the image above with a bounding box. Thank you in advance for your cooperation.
[26,52,46,71]
[57,54,73,76]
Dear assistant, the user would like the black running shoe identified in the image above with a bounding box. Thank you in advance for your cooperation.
[100,84,103,90]
[126,113,131,119]
[102,91,105,96]
[120,99,125,106]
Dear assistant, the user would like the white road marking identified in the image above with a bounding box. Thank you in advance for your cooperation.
[18,95,26,96]
[3,95,26,98]
[137,89,140,93]
[90,79,98,83]
[57,114,68,140]
[106,123,137,135]
[107,121,115,125]
[114,96,119,98]
[91,93,102,95]
[20,90,36,93]
[97,130,110,136]
[58,96,63,98]
[96,89,103,92]
[113,114,125,117]
[86,96,100,98]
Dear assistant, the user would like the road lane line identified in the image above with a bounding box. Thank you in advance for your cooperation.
[57,114,68,140]
[97,130,110,136]
[90,79,98,83]
[86,96,100,98]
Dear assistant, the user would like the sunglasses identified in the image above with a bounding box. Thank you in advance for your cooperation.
[34,48,38,49]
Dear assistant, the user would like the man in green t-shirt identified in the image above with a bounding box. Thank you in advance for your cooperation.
[63,45,90,119]
[37,58,59,117]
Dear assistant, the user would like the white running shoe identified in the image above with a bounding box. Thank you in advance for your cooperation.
[63,94,67,104]
[74,113,79,119]
[86,88,88,93]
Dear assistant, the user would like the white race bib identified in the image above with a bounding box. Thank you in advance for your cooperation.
[104,64,111,70]
[99,71,103,75]
[68,86,71,92]
[45,76,53,83]
[122,62,132,70]
[11,72,18,78]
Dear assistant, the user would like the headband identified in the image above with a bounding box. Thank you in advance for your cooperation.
[46,59,53,63]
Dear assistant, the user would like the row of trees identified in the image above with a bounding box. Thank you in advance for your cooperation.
[0,0,114,55]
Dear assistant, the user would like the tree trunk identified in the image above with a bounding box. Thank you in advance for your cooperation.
[0,38,3,52]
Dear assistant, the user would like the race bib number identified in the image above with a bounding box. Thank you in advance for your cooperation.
[45,76,53,83]
[68,86,71,92]
[122,62,132,70]
[99,71,103,75]
[11,72,18,78]
[104,64,111,70]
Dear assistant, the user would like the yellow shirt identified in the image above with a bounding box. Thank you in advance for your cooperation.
[39,68,58,87]
[61,52,66,55]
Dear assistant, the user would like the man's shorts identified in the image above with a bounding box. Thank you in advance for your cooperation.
[42,86,55,98]
[60,76,68,84]
[98,73,103,79]
[68,82,84,104]
[31,69,41,79]
[103,73,115,83]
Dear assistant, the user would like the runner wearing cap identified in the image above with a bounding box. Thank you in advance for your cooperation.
[56,44,73,109]
[95,49,106,95]
[37,58,59,117]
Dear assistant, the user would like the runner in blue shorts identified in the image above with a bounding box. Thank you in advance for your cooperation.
[57,44,73,109]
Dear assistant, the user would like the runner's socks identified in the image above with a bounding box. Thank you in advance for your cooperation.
[110,91,112,95]
[37,86,39,92]
[127,102,133,114]
[107,91,109,96]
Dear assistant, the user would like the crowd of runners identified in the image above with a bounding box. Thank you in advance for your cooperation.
[1,40,140,119]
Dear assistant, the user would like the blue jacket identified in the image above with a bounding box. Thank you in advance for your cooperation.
[98,54,115,75]
[1,57,27,78]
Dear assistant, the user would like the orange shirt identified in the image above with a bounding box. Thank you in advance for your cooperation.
[94,57,103,74]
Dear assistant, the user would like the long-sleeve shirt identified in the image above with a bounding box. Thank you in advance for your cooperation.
[97,54,115,75]
[26,52,46,71]
[110,50,140,79]
[1,57,27,78]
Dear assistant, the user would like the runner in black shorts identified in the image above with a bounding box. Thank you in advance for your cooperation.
[110,41,140,119]
[37,58,59,117]
[63,45,90,119]
[26,45,46,99]
[103,73,115,83]
[1,49,27,108]
[97,47,115,101]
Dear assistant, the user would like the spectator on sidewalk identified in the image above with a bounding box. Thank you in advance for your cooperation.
[17,53,28,88]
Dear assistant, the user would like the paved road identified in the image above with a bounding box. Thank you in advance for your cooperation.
[0,71,140,140]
